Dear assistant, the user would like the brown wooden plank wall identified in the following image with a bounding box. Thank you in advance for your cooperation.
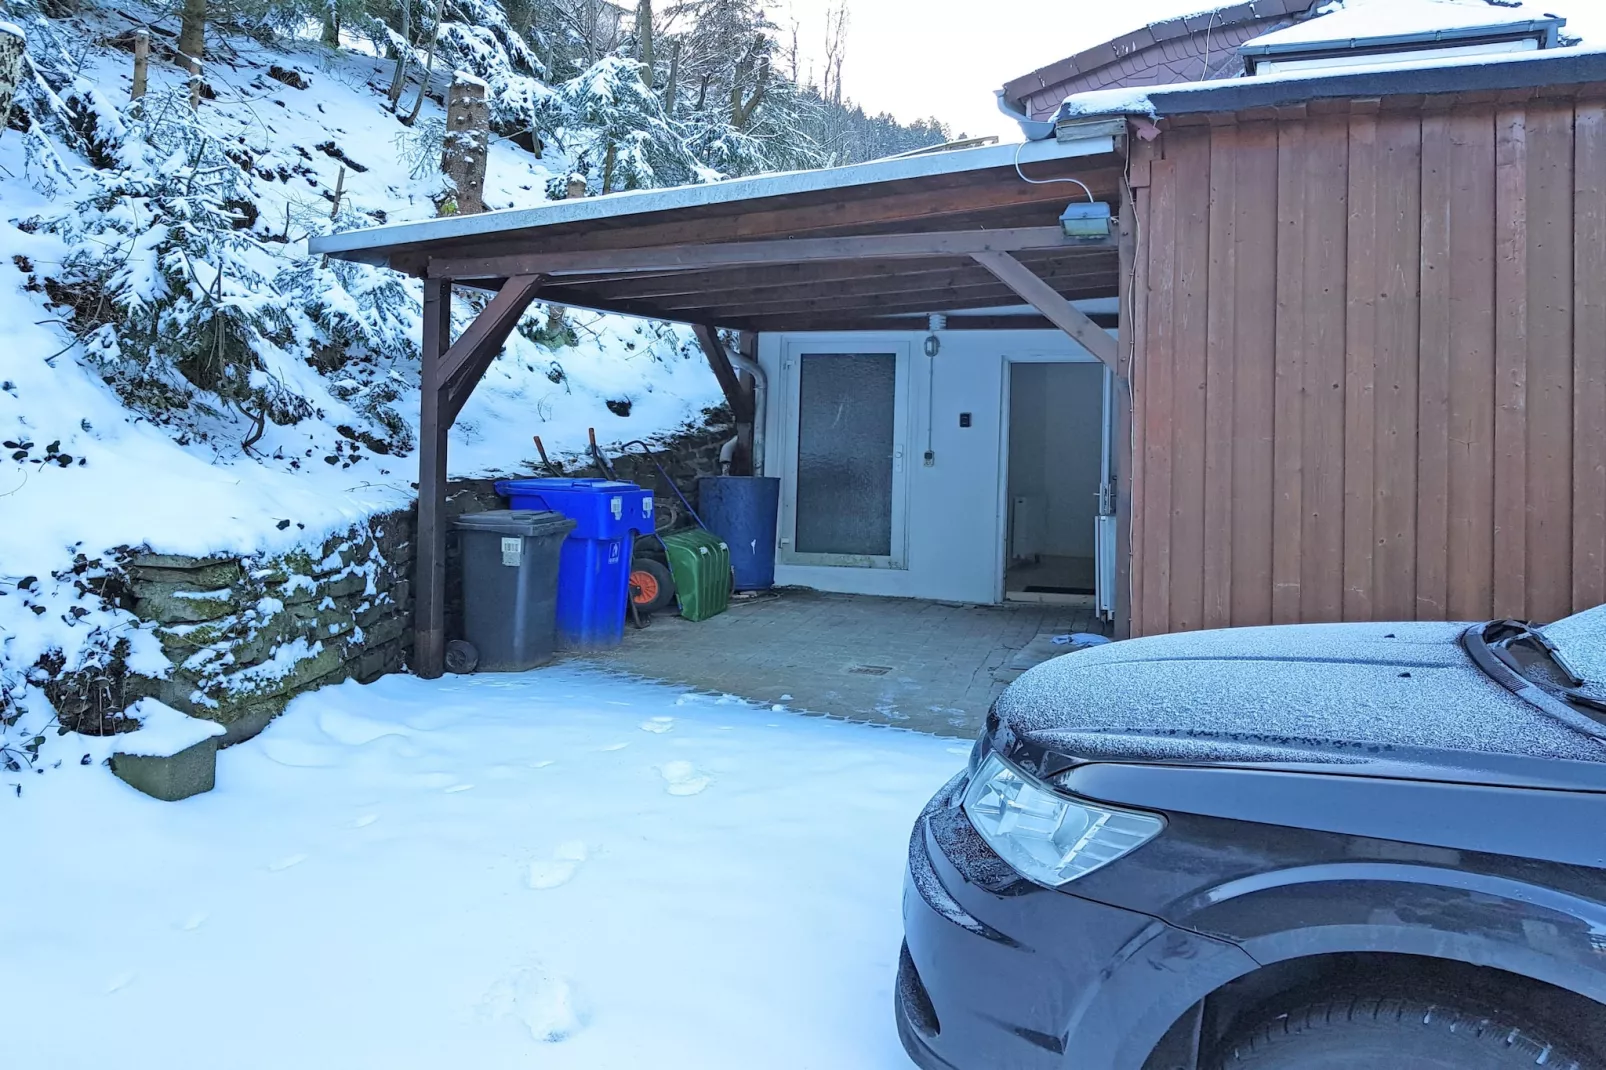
[1128,94,1606,635]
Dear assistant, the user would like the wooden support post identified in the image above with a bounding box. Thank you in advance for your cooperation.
[131,30,149,101]
[415,279,452,679]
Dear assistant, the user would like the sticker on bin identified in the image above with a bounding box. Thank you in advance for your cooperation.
[610,496,623,520]
[642,496,654,519]
[500,537,522,566]
[609,543,621,564]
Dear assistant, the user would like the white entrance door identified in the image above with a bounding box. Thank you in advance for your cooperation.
[777,342,911,569]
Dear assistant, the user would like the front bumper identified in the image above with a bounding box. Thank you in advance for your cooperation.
[898,773,1253,1070]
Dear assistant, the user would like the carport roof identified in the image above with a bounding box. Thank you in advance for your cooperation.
[307,132,1128,334]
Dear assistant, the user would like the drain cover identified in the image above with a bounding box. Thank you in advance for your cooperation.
[846,664,894,676]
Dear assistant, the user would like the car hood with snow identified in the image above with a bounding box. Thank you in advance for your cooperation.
[992,617,1606,788]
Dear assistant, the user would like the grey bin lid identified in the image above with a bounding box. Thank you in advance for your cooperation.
[452,509,577,537]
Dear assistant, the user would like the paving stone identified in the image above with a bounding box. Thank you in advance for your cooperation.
[573,590,1109,738]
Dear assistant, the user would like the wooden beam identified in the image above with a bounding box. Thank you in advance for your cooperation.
[693,324,754,424]
[428,227,1105,280]
[733,313,1112,333]
[664,281,1120,322]
[438,275,544,425]
[415,279,452,681]
[970,250,1119,369]
[388,163,1123,263]
[646,260,1118,312]
[539,251,1077,300]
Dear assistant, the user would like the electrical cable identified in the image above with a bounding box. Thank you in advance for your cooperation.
[1013,140,1096,201]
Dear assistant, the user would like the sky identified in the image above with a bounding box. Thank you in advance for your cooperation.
[772,0,1606,142]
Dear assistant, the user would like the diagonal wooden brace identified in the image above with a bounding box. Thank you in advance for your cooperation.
[970,250,1118,369]
[435,273,545,424]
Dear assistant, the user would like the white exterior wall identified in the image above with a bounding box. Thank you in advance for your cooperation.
[757,329,1108,606]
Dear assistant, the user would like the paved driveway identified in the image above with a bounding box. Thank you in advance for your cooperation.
[575,589,1108,737]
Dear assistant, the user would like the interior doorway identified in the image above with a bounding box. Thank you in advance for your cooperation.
[1004,361,1109,606]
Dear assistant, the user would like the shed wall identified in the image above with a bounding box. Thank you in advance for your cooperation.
[1128,96,1606,636]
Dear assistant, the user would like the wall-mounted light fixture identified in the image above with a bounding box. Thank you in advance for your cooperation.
[1060,200,1113,241]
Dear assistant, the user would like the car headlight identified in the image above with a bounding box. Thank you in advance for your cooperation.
[962,753,1164,886]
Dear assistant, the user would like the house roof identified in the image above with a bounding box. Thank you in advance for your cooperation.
[1239,0,1565,56]
[1052,41,1606,125]
[309,133,1128,334]
[1000,0,1313,108]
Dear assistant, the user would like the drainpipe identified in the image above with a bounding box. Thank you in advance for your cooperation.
[995,89,1056,142]
[728,350,767,477]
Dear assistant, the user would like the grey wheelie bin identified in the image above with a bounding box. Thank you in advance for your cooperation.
[450,509,576,673]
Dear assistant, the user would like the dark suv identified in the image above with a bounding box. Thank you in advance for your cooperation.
[897,606,1606,1070]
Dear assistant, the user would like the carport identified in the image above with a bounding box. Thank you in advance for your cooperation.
[310,134,1131,679]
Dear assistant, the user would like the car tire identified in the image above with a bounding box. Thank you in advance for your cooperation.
[1208,995,1599,1070]
[629,558,675,615]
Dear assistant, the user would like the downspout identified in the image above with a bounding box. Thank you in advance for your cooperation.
[729,350,767,477]
[995,89,1057,142]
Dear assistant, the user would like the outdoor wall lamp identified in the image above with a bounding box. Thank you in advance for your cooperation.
[1060,200,1113,241]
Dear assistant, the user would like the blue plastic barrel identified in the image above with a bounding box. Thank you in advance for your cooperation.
[697,476,781,591]
[495,478,654,646]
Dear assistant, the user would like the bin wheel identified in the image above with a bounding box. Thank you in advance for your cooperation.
[444,640,480,674]
[629,558,676,615]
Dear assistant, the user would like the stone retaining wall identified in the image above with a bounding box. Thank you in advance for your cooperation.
[38,417,734,745]
[119,509,414,744]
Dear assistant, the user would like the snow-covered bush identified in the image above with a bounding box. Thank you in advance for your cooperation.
[555,54,689,192]
[21,84,419,456]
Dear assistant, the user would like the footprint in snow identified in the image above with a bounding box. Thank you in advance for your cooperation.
[658,760,711,796]
[528,760,555,769]
[179,912,208,931]
[106,971,136,995]
[598,742,630,752]
[527,841,588,890]
[639,717,674,734]
[482,965,584,1043]
[444,783,475,793]
[353,813,380,828]
[268,853,308,872]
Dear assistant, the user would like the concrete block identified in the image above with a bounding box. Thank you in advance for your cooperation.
[110,737,218,801]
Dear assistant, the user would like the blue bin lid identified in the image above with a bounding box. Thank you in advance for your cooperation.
[497,477,642,495]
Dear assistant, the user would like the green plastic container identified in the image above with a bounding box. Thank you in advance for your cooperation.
[660,529,733,622]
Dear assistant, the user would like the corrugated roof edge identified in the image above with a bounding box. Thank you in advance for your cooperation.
[309,135,1118,259]
[1054,44,1606,122]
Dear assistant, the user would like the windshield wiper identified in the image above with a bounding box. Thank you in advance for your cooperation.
[1463,621,1606,739]
[1487,620,1585,690]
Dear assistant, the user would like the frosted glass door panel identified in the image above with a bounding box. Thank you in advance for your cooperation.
[795,353,896,557]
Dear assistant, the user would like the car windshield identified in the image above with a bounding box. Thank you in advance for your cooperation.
[1540,603,1606,696]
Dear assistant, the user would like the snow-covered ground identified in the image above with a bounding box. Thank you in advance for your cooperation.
[2,668,964,1069]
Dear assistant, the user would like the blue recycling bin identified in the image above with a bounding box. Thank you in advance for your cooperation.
[495,478,654,647]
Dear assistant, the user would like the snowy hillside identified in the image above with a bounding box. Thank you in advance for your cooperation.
[0,0,951,760]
